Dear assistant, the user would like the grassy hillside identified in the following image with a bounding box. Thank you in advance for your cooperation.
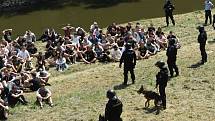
[8,10,215,121]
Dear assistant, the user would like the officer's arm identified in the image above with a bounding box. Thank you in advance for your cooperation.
[133,51,137,66]
[205,32,207,41]
[166,48,169,56]
[119,52,125,66]
[104,104,111,121]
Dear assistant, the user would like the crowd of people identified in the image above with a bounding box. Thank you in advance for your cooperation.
[0,20,180,120]
[0,0,213,120]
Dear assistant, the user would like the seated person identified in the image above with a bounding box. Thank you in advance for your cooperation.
[7,85,28,107]
[28,73,41,91]
[35,52,47,72]
[93,43,104,61]
[36,83,53,108]
[156,32,167,49]
[110,44,122,62]
[145,40,157,56]
[17,46,30,61]
[0,99,9,120]
[81,46,97,64]
[37,70,50,84]
[56,54,68,71]
[137,42,148,59]
[64,45,77,64]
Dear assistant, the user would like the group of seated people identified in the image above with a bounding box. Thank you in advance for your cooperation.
[0,21,179,120]
[40,22,179,67]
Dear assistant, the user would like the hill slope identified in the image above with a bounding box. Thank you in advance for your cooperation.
[8,10,215,121]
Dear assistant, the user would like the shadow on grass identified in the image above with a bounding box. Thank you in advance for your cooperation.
[135,106,160,115]
[187,61,204,68]
[208,39,215,44]
[113,83,131,90]
[143,107,160,115]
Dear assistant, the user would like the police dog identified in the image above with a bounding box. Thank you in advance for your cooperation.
[137,85,161,108]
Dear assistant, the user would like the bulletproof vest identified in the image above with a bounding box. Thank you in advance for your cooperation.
[198,32,207,44]
[156,67,169,86]
[167,45,177,59]
[123,49,135,65]
[105,98,123,121]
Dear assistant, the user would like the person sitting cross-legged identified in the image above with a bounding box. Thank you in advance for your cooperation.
[36,83,53,108]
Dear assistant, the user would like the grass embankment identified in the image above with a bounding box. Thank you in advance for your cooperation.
[8,10,215,121]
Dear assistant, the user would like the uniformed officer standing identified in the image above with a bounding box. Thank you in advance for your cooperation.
[166,38,179,77]
[104,90,123,121]
[119,43,136,85]
[155,61,169,109]
[163,0,175,26]
[198,26,207,64]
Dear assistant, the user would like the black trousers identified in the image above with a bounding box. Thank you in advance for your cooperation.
[165,13,175,26]
[200,43,207,63]
[167,59,179,77]
[159,86,166,108]
[124,67,135,84]
[205,10,212,24]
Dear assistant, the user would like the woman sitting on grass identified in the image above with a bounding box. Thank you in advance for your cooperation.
[56,54,68,71]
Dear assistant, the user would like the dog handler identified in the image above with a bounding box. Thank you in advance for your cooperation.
[155,61,169,109]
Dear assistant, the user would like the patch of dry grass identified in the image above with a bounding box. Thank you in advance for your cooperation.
[7,10,215,121]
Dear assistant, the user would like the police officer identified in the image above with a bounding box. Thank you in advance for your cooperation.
[119,43,136,85]
[166,38,179,77]
[155,61,169,109]
[198,26,207,64]
[163,0,175,26]
[104,90,123,121]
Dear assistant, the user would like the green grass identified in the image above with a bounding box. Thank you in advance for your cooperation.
[7,9,215,121]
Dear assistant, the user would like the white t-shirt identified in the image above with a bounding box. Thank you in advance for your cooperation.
[111,49,122,61]
[205,0,214,10]
[24,32,36,43]
[17,50,30,60]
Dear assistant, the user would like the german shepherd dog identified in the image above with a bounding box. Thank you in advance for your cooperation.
[137,85,162,108]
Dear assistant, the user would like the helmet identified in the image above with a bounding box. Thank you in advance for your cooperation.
[197,25,205,33]
[106,89,116,99]
[155,61,165,68]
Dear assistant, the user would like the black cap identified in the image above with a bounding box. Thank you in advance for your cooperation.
[106,89,116,99]
[155,61,165,68]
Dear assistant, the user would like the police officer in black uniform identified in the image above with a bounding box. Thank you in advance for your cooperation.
[119,43,136,85]
[164,0,175,26]
[166,38,179,77]
[104,90,123,121]
[155,61,169,109]
[198,26,207,64]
